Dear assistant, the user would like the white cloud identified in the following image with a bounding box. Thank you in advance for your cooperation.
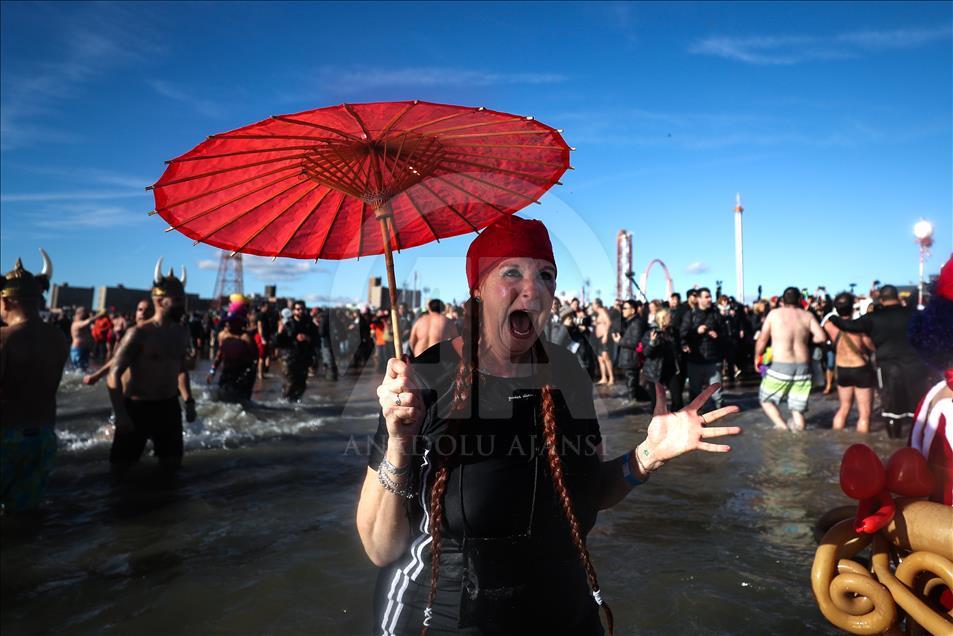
[685,261,709,274]
[147,79,223,118]
[0,167,152,204]
[25,203,144,229]
[553,105,950,151]
[0,190,146,203]
[242,255,330,282]
[12,166,153,190]
[690,25,952,65]
[314,66,567,93]
[197,259,219,270]
[303,293,360,305]
[1,5,161,150]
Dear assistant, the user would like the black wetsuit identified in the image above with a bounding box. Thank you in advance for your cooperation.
[215,337,257,403]
[832,304,935,437]
[368,341,604,635]
[274,317,319,401]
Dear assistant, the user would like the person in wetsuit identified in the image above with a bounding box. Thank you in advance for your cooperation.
[207,315,257,403]
[318,306,338,381]
[356,216,743,636]
[831,284,935,438]
[274,300,319,401]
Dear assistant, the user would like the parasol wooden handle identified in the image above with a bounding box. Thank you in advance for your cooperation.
[376,212,403,359]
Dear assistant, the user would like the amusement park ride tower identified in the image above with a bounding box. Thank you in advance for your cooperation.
[734,193,745,304]
[616,230,633,300]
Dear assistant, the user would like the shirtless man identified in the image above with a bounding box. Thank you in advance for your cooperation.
[107,260,195,472]
[755,287,827,431]
[408,299,458,358]
[70,306,99,371]
[1,250,68,512]
[109,308,128,360]
[592,298,614,385]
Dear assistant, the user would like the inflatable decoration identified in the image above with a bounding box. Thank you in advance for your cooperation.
[756,347,773,378]
[812,444,953,634]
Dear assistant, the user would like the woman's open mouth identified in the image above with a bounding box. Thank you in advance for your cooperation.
[508,310,535,340]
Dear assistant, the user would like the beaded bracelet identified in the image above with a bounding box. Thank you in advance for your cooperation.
[380,456,409,477]
[378,467,416,499]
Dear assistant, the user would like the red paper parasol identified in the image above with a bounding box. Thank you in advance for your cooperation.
[150,100,571,356]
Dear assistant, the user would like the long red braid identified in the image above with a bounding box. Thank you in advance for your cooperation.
[422,297,479,635]
[421,300,612,636]
[535,339,614,634]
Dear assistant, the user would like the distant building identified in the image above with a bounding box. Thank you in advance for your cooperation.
[367,277,421,310]
[49,283,94,310]
[95,286,207,315]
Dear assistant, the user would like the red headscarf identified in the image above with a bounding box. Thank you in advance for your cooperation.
[465,215,556,293]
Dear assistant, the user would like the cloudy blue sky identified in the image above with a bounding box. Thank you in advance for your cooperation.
[2,1,950,305]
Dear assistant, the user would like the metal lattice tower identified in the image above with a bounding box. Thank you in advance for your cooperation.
[616,230,633,301]
[212,251,244,306]
[734,193,745,304]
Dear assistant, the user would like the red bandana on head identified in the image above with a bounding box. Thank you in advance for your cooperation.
[465,216,556,294]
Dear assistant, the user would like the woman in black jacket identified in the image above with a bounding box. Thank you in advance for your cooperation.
[642,308,680,413]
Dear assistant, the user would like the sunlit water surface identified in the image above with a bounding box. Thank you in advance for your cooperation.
[3,362,904,635]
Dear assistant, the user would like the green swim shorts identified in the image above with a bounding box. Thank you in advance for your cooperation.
[759,362,812,413]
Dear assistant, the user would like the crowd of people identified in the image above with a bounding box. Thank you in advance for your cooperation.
[0,244,947,516]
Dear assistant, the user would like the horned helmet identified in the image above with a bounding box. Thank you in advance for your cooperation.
[1,249,53,299]
[152,257,187,298]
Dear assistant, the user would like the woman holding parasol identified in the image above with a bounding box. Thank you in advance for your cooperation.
[357,215,742,635]
[148,101,743,633]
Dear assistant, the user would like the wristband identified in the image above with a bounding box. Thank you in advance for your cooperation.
[621,450,647,487]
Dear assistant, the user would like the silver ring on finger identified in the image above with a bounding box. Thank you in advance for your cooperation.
[394,394,402,406]
[699,413,708,426]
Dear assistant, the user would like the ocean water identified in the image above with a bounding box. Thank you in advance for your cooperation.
[2,361,904,635]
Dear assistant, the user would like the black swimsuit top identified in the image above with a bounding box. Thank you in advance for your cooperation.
[369,340,605,634]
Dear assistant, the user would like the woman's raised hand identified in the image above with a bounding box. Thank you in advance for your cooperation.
[641,383,741,470]
[377,358,423,449]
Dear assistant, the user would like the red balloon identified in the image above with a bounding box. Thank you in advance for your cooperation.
[840,444,885,500]
[886,448,936,497]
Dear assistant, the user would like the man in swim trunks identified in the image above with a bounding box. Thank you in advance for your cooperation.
[1,250,68,512]
[107,259,195,473]
[755,287,827,431]
[69,306,99,371]
[408,299,458,358]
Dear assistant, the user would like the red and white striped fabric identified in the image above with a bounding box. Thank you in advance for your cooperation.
[909,373,953,505]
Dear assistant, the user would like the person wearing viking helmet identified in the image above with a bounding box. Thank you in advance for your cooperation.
[1,249,69,513]
[106,258,195,473]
